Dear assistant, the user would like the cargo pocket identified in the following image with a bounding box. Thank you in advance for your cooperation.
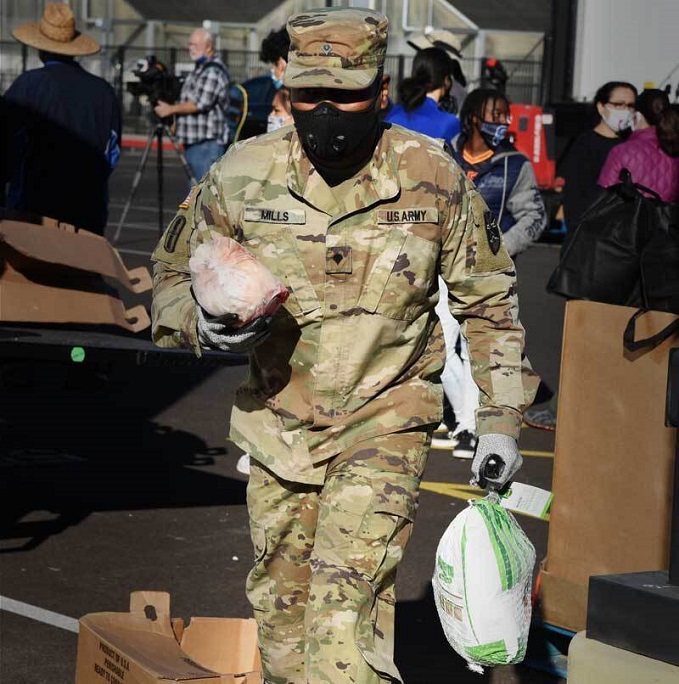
[354,476,418,684]
[358,229,439,321]
[245,520,271,614]
[314,473,418,583]
[356,588,402,683]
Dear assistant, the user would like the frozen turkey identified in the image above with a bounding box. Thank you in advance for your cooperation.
[189,234,289,326]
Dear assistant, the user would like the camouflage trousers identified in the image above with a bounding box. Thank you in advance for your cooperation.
[245,429,432,684]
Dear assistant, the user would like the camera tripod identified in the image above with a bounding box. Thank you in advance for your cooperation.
[112,117,197,244]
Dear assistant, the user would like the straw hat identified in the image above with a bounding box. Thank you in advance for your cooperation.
[12,3,100,56]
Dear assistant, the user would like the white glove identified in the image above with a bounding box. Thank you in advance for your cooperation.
[196,306,272,353]
[470,434,522,490]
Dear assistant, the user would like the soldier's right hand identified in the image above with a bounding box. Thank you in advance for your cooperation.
[196,306,272,353]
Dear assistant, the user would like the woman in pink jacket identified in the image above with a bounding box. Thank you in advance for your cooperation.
[598,89,679,202]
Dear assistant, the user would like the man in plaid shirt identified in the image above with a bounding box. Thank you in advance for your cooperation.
[155,28,230,182]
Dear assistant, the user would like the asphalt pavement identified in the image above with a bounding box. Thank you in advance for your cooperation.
[1,148,567,684]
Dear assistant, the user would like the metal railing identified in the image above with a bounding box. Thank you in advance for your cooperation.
[0,41,543,135]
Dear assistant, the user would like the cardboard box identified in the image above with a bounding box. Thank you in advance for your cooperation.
[538,563,588,633]
[75,591,263,684]
[540,301,678,629]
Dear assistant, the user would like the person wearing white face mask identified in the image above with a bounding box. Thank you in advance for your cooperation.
[559,81,638,231]
[266,86,293,133]
[524,80,638,433]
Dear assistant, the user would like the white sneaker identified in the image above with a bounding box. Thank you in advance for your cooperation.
[236,453,251,475]
[452,430,476,459]
[431,431,459,450]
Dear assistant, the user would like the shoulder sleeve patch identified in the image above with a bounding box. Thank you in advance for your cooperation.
[469,191,513,274]
[163,215,186,253]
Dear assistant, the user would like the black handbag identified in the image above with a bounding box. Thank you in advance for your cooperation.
[547,169,679,314]
[549,170,679,351]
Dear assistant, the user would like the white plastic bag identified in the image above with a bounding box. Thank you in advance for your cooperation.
[432,495,536,673]
[189,235,288,326]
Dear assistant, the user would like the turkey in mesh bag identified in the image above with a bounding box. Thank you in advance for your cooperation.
[432,494,536,674]
[189,235,289,326]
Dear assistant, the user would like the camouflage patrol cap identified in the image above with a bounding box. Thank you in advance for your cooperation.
[284,7,388,91]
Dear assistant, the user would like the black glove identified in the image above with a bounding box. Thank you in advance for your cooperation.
[196,306,272,353]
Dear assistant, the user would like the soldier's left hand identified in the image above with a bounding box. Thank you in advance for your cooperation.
[196,306,272,353]
[470,434,522,490]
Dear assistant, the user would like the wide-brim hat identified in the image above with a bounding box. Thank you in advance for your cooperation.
[284,7,388,91]
[407,29,462,59]
[12,2,100,57]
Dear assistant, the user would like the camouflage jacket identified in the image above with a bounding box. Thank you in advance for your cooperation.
[151,123,539,485]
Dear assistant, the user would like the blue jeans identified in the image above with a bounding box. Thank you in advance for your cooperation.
[184,139,226,185]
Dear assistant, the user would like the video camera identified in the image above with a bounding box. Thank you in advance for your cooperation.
[126,55,181,106]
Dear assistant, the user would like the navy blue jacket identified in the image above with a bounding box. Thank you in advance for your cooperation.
[452,138,546,256]
[4,59,121,233]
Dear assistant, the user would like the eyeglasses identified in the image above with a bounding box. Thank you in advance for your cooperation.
[606,101,635,111]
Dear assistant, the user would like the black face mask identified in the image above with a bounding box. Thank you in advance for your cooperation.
[292,96,380,166]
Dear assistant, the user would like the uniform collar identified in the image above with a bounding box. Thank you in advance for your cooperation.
[285,125,400,219]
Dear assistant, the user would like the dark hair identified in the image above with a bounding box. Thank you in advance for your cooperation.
[593,81,637,107]
[274,86,291,114]
[398,47,452,112]
[259,27,290,65]
[450,58,467,88]
[636,88,679,157]
[459,87,510,139]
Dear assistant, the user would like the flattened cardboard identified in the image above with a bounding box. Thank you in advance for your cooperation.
[0,254,150,332]
[0,218,152,293]
[0,216,151,332]
[75,591,263,684]
[540,301,678,631]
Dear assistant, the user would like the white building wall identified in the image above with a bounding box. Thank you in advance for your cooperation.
[573,0,679,101]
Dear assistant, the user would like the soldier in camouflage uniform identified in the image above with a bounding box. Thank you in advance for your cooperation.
[151,7,539,683]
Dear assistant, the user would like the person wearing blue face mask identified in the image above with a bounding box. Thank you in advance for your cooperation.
[433,88,546,454]
[155,28,231,183]
[228,27,290,142]
[260,27,289,91]
[451,88,546,257]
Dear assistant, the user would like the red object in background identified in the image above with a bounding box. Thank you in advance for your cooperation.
[509,104,557,189]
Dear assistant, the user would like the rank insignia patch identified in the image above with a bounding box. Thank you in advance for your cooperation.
[326,246,352,274]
